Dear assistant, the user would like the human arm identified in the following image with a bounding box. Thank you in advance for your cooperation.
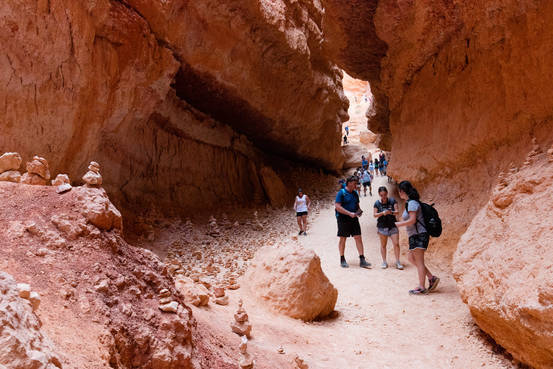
[373,204,392,218]
[293,198,297,211]
[306,196,311,210]
[395,211,416,227]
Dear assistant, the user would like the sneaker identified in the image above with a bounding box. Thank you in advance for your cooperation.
[380,261,388,269]
[340,259,349,268]
[303,231,307,236]
[359,258,372,269]
[409,287,427,295]
[298,231,302,235]
[428,276,440,292]
[395,261,404,270]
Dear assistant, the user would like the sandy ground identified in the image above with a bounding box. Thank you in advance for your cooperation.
[185,175,517,369]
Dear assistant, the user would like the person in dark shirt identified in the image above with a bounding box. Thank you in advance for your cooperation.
[373,186,403,270]
[334,176,371,269]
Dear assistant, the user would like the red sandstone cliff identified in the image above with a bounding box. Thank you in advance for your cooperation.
[322,1,553,367]
[0,0,348,215]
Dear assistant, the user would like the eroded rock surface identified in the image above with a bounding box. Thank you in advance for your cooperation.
[0,0,348,217]
[244,244,337,321]
[453,153,553,369]
[0,182,233,368]
[0,271,62,369]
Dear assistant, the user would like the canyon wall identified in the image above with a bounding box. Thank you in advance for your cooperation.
[323,0,553,367]
[0,0,348,215]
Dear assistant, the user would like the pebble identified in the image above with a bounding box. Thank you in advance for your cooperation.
[159,301,179,313]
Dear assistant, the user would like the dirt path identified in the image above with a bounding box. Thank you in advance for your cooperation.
[191,175,515,368]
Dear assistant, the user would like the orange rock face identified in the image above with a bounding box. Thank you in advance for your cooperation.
[0,0,348,215]
[453,152,553,368]
[322,1,553,366]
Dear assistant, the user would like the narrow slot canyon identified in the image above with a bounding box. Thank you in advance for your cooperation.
[0,1,552,368]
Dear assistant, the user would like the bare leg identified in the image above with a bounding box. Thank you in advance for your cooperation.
[296,216,302,232]
[390,233,400,263]
[378,233,388,263]
[413,249,427,289]
[353,235,365,256]
[338,237,346,256]
[301,215,308,232]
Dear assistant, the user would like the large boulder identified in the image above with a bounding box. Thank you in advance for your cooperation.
[453,153,553,369]
[0,152,22,173]
[244,244,337,321]
[258,166,290,208]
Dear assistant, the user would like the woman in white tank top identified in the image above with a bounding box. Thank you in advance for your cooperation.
[294,188,311,235]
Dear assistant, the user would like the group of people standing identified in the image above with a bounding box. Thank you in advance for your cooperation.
[334,177,439,294]
[293,171,440,295]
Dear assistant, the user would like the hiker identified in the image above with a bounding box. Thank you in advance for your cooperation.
[361,155,369,170]
[374,158,380,176]
[338,178,346,190]
[343,135,348,145]
[381,159,388,176]
[373,186,403,269]
[395,181,440,294]
[368,161,375,177]
[335,176,371,269]
[293,188,311,236]
[361,169,372,197]
[345,125,349,136]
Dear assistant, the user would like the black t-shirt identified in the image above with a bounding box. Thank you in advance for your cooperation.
[374,198,397,228]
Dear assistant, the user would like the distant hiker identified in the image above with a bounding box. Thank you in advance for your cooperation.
[361,155,369,170]
[374,158,380,176]
[345,125,350,136]
[395,181,439,294]
[361,169,372,197]
[338,178,346,190]
[343,135,348,145]
[381,159,388,176]
[294,188,311,236]
[335,176,371,269]
[369,161,375,176]
[379,152,386,163]
[373,187,403,270]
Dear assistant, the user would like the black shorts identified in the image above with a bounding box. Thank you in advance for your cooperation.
[362,181,371,188]
[408,232,429,250]
[337,216,361,237]
[296,211,308,217]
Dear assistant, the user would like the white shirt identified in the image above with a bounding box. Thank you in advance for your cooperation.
[296,195,308,212]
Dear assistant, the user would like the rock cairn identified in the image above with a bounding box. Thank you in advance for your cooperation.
[207,216,221,237]
[82,161,102,187]
[158,288,179,313]
[231,299,252,338]
[0,152,22,183]
[239,336,254,369]
[22,156,50,185]
[16,283,41,312]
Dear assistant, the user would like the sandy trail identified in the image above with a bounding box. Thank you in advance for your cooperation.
[191,175,515,368]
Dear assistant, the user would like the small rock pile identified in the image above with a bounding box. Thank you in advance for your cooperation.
[82,161,102,187]
[22,155,51,185]
[158,288,180,313]
[0,152,22,183]
[239,336,254,369]
[231,299,252,338]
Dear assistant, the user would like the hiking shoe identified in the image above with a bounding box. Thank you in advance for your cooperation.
[380,261,388,269]
[303,231,307,236]
[360,258,372,269]
[340,259,349,268]
[428,276,440,292]
[395,261,404,270]
[298,231,303,235]
[409,287,427,295]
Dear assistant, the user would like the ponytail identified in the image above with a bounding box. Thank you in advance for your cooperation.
[398,180,420,201]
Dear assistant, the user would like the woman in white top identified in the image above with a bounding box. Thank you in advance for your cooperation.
[293,188,311,235]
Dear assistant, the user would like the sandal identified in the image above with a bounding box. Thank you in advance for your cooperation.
[428,276,440,292]
[409,287,427,295]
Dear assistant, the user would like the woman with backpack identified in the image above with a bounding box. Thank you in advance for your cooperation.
[395,181,439,294]
[373,186,403,269]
